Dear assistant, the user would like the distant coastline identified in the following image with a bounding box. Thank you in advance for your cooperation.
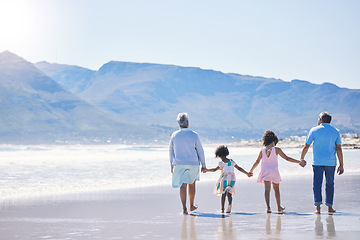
[1,134,358,149]
[225,134,360,149]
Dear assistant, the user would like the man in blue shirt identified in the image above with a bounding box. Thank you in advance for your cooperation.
[301,112,344,214]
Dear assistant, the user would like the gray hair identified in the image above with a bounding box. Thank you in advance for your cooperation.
[177,113,189,128]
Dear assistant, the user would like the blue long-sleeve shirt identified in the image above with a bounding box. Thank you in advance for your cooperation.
[169,128,206,168]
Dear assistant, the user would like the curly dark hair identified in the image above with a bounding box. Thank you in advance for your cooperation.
[215,145,229,158]
[262,130,278,146]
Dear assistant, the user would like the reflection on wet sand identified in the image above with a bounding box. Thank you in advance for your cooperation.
[179,212,338,240]
[315,215,336,238]
[181,215,197,240]
[216,215,237,239]
[266,213,282,236]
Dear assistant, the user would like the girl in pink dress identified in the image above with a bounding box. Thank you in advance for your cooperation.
[249,131,306,214]
[206,145,251,213]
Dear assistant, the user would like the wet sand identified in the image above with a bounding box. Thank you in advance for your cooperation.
[0,174,359,239]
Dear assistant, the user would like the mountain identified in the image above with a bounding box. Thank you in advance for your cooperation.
[35,61,96,94]
[0,51,166,144]
[36,60,360,141]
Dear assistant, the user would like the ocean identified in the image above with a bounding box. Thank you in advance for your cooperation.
[0,144,359,205]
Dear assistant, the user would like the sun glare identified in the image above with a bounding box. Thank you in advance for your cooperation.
[0,1,35,48]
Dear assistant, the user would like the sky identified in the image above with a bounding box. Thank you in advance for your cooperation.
[0,0,359,89]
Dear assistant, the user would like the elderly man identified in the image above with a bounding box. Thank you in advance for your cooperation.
[301,112,344,214]
[169,113,207,214]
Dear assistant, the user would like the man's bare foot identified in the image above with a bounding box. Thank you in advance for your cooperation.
[328,206,336,214]
[221,209,224,214]
[183,208,188,214]
[314,205,321,214]
[190,205,198,211]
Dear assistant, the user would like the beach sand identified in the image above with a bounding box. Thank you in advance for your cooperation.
[0,175,359,239]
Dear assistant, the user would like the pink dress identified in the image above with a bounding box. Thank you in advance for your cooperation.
[257,147,282,184]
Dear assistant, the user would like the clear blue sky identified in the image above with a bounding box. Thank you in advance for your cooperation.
[1,0,359,89]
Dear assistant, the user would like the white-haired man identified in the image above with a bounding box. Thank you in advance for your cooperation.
[169,113,207,214]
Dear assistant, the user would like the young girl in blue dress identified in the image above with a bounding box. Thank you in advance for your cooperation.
[206,145,252,213]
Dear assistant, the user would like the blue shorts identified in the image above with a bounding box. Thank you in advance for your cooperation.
[172,165,200,188]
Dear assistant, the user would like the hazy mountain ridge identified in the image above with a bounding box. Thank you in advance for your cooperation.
[1,50,358,144]
[35,61,96,94]
[36,59,360,142]
[0,51,167,144]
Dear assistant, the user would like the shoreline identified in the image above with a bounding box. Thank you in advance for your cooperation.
[0,136,359,149]
[3,171,360,210]
[0,145,358,212]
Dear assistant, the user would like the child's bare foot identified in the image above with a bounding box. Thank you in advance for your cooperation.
[328,206,336,214]
[226,205,232,213]
[183,208,188,214]
[190,205,198,211]
[278,206,285,214]
[266,207,272,213]
[314,205,321,214]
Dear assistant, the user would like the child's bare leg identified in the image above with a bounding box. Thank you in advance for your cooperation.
[273,183,285,213]
[221,193,226,213]
[188,181,198,211]
[180,183,188,214]
[264,181,271,213]
[227,192,233,206]
[226,192,233,213]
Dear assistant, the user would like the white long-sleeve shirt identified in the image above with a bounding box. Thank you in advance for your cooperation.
[169,128,206,168]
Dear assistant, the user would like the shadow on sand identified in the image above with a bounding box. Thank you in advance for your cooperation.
[191,211,259,218]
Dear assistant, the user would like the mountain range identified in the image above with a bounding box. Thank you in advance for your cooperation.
[1,50,359,144]
[0,51,167,144]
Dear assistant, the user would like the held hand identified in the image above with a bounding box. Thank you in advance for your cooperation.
[337,165,344,175]
[248,172,253,178]
[299,159,307,167]
[201,167,207,173]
